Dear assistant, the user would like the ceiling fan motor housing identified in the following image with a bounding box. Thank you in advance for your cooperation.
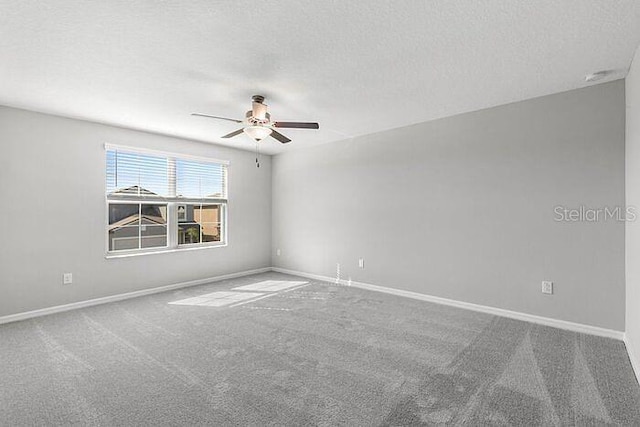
[246,110,270,125]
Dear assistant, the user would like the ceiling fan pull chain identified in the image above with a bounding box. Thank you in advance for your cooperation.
[255,142,260,168]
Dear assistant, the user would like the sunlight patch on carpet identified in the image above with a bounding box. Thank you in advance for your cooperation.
[232,280,308,292]
[168,291,264,307]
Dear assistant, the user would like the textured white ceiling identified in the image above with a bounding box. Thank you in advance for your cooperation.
[1,1,640,154]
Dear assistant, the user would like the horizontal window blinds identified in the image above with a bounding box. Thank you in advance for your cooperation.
[176,158,226,199]
[106,150,169,197]
[106,146,227,202]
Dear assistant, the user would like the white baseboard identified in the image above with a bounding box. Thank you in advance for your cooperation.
[0,267,271,326]
[271,267,624,340]
[624,335,640,385]
[0,265,627,343]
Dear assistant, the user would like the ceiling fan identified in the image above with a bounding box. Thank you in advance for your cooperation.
[191,95,319,144]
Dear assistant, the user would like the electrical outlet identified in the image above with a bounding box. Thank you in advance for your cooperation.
[276,249,281,256]
[63,273,73,285]
[358,258,364,268]
[541,281,553,295]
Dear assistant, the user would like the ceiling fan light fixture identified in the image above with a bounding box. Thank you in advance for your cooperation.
[244,125,273,141]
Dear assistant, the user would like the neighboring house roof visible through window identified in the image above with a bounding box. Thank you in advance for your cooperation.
[108,214,166,232]
[109,185,159,196]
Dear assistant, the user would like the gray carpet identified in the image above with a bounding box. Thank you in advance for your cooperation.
[0,272,638,426]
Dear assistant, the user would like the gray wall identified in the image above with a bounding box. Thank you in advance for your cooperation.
[272,80,626,331]
[0,107,272,317]
[626,48,640,374]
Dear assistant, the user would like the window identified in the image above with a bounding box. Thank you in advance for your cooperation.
[177,204,187,222]
[178,204,222,246]
[108,203,168,251]
[105,145,228,255]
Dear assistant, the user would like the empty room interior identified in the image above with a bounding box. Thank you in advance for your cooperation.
[3,1,640,425]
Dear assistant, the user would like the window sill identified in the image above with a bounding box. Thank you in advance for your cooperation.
[105,242,227,259]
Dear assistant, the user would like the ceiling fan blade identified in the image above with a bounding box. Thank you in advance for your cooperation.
[221,128,245,139]
[191,113,243,123]
[270,130,292,144]
[273,121,319,129]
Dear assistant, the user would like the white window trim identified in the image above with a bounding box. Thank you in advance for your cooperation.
[104,145,229,258]
[104,241,228,259]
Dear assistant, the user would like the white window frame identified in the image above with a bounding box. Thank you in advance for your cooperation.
[105,144,229,258]
[176,203,226,247]
[106,200,170,253]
